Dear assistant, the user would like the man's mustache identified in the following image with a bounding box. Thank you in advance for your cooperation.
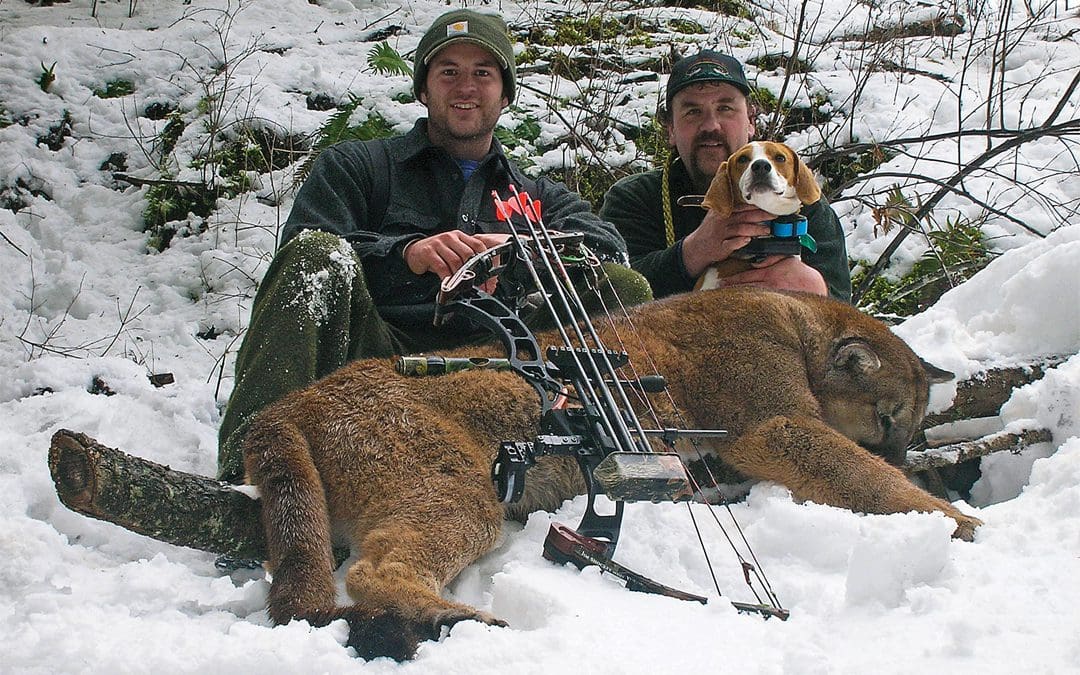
[692,132,730,152]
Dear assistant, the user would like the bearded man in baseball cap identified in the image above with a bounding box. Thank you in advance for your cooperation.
[600,49,852,302]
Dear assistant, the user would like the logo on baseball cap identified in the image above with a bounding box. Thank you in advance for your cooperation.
[666,51,751,110]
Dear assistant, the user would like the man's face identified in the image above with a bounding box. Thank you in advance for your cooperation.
[420,42,509,148]
[666,82,755,190]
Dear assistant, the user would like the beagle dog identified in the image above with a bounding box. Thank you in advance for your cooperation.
[692,141,821,290]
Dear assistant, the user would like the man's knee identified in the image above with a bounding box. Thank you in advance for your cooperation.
[278,230,359,273]
[600,263,653,307]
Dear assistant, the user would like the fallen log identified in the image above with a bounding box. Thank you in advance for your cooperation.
[49,429,266,560]
[922,359,1064,427]
[904,427,1053,473]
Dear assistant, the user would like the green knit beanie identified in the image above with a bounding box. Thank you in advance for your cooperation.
[413,9,516,102]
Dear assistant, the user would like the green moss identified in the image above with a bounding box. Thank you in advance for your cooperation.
[664,0,752,19]
[667,18,707,34]
[527,15,651,48]
[516,45,542,65]
[94,79,136,99]
[746,53,812,74]
[730,27,755,42]
[632,116,670,169]
[751,88,833,140]
[202,125,309,180]
[142,182,217,252]
[750,86,779,115]
[816,144,897,195]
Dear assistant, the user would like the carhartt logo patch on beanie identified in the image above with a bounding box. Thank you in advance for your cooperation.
[413,10,517,102]
[446,20,470,36]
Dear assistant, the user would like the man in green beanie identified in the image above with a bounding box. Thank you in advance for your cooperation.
[601,51,850,301]
[215,9,652,482]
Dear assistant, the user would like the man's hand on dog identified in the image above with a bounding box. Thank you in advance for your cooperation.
[682,204,773,277]
[684,204,827,295]
[723,255,828,294]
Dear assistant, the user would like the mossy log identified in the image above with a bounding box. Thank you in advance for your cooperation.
[48,429,267,560]
[46,360,1065,559]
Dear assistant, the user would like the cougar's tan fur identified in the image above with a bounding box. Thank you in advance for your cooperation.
[242,287,980,659]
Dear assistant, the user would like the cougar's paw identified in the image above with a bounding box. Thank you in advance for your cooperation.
[429,606,509,631]
[951,513,984,542]
[339,608,439,662]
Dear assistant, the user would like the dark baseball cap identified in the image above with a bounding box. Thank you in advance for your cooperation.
[413,9,517,102]
[665,51,750,110]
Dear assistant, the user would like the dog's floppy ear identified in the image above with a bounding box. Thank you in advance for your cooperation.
[794,153,822,205]
[701,159,737,219]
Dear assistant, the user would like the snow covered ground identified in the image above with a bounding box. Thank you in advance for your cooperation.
[1,0,1078,672]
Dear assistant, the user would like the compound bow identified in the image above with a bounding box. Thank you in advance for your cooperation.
[398,186,788,620]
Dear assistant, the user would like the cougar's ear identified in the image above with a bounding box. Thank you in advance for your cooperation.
[701,160,736,220]
[920,358,954,384]
[794,153,822,205]
[830,338,881,376]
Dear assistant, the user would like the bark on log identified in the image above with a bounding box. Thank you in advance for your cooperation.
[922,359,1064,428]
[49,429,267,560]
[45,360,1067,559]
[903,428,1053,473]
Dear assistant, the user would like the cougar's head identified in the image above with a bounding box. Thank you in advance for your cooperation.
[817,335,953,466]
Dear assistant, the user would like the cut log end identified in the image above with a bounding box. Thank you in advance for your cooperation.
[49,430,100,515]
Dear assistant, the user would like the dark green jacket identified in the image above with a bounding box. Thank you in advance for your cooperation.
[283,119,629,309]
[600,158,852,301]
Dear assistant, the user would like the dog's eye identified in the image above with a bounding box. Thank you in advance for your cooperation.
[773,153,787,163]
[735,155,750,164]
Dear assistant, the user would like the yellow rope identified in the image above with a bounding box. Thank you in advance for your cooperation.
[662,154,676,248]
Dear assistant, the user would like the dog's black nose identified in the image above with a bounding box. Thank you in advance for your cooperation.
[751,159,772,175]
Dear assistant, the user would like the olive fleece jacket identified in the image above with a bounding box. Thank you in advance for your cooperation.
[216,121,652,481]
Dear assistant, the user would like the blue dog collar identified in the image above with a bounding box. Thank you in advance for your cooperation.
[768,215,817,253]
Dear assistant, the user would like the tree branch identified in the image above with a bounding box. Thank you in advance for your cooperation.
[904,428,1052,473]
[851,120,1078,303]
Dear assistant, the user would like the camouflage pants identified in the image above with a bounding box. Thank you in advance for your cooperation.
[216,230,653,482]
